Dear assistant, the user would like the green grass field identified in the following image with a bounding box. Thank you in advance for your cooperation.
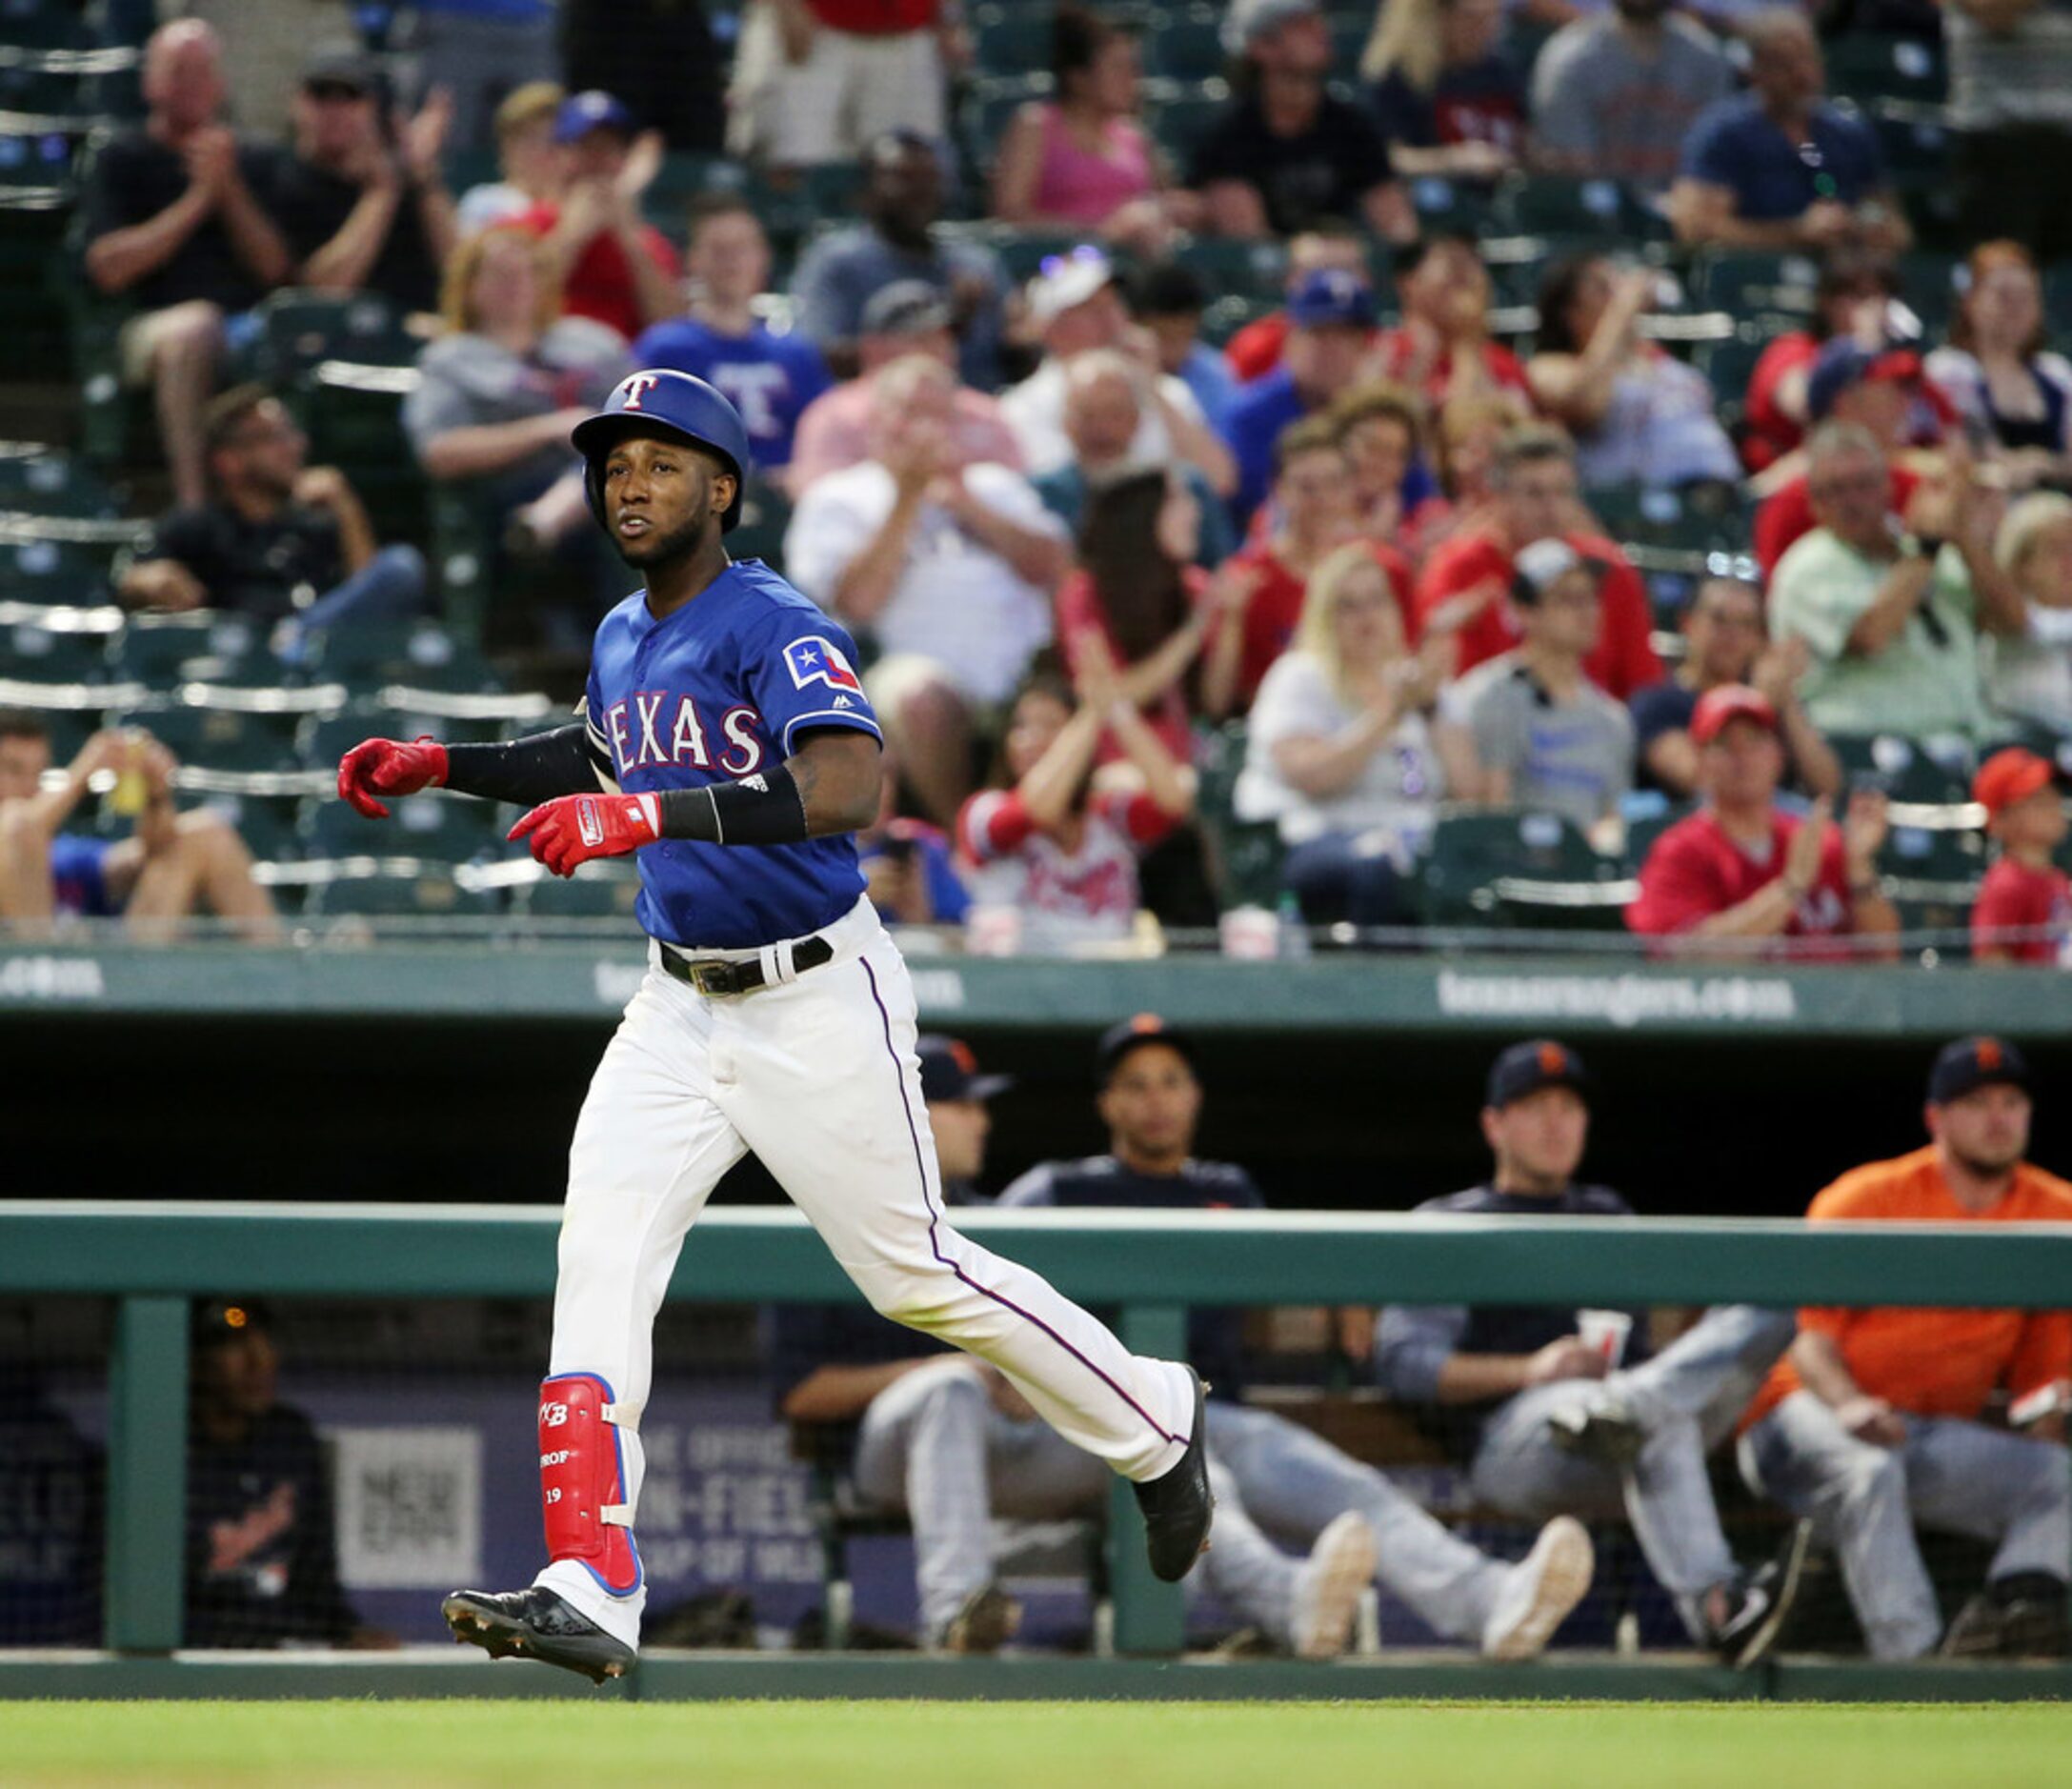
[6,1701,2070,1789]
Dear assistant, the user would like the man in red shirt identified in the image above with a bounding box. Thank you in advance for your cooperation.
[1971,747,2072,966]
[1414,425,1660,698]
[1627,684,1898,960]
[1752,342,1944,575]
[513,90,680,344]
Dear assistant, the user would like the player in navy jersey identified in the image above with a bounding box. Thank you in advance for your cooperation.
[335,371,1211,1681]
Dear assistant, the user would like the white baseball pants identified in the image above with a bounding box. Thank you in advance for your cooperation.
[533,896,1196,1647]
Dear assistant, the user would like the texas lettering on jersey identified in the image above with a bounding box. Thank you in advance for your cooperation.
[601,691,769,777]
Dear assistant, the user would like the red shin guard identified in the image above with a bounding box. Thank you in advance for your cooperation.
[538,1372,641,1595]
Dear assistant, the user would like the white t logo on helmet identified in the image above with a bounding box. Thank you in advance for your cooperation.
[618,373,662,411]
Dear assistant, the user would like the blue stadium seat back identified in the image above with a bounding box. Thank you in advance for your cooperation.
[111,698,303,774]
[0,451,120,519]
[4,611,119,683]
[1827,732,1975,803]
[300,620,496,695]
[304,786,503,863]
[0,535,119,605]
[518,862,643,920]
[107,612,267,690]
[1141,9,1227,81]
[973,2,1057,78]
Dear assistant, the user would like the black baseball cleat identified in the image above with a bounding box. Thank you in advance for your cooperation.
[442,1585,637,1684]
[1710,1519,1813,1670]
[1133,1369,1214,1582]
[1941,1574,2072,1659]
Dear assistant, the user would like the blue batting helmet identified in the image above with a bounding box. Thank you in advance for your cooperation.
[573,370,751,533]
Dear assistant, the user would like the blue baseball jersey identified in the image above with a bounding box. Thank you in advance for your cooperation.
[627,319,832,472]
[580,557,881,950]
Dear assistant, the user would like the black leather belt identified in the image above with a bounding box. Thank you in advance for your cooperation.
[659,935,834,996]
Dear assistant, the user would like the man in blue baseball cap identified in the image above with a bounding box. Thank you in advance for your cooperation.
[508,90,679,343]
[1223,267,1383,524]
[1377,1039,1810,1667]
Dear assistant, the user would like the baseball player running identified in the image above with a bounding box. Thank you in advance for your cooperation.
[335,372,1213,1681]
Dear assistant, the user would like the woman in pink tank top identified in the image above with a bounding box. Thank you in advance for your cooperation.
[991,3,1198,256]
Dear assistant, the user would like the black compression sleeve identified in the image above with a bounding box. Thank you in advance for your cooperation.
[442,725,603,807]
[655,764,811,846]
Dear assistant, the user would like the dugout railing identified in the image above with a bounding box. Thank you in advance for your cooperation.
[1,1201,2069,1702]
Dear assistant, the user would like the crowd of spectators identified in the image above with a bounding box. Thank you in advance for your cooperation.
[10,0,2072,961]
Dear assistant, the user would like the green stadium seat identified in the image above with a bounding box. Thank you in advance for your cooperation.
[0,0,94,50]
[107,612,268,689]
[1193,721,1285,913]
[192,790,305,862]
[1695,328,1773,420]
[973,3,1056,78]
[1405,174,1499,237]
[111,697,304,774]
[1621,797,1696,871]
[1172,235,1290,306]
[1141,10,1226,82]
[1828,733,1976,803]
[1825,34,1947,110]
[1690,251,1821,322]
[1416,806,1631,931]
[1499,176,1655,247]
[518,862,643,920]
[0,450,120,518]
[0,533,122,605]
[1878,817,1984,956]
[298,620,498,696]
[729,481,793,575]
[1144,88,1228,166]
[246,290,416,388]
[304,789,504,864]
[1894,251,1958,339]
[301,860,499,920]
[4,608,121,682]
[1587,483,1753,555]
[1197,292,1273,349]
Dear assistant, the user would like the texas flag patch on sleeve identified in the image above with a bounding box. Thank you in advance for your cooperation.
[784,636,864,693]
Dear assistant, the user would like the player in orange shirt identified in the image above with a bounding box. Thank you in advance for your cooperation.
[1739,1036,2072,1660]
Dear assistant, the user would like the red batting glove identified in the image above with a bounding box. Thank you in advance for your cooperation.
[337,735,449,819]
[509,791,661,876]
